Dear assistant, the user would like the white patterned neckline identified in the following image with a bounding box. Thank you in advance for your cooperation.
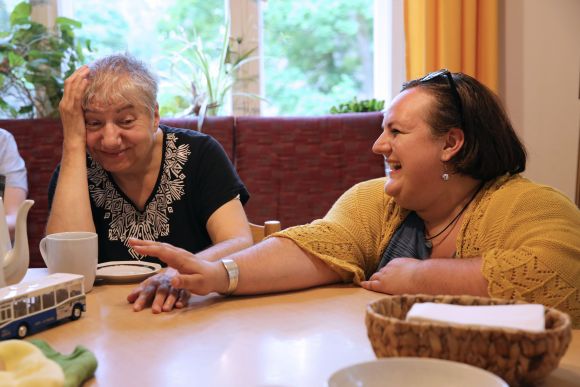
[88,132,191,260]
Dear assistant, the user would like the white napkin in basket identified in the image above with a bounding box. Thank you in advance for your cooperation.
[406,302,545,332]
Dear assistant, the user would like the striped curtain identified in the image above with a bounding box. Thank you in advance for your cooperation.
[404,0,499,92]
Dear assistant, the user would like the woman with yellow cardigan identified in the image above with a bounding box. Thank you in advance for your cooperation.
[129,70,580,327]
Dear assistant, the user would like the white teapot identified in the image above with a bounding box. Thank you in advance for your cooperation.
[0,197,34,287]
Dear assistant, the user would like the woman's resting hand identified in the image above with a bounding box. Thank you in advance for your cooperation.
[360,257,422,294]
[127,267,192,313]
[360,256,488,296]
[127,238,230,306]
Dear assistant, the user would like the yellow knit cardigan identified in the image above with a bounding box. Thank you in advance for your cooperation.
[275,174,580,327]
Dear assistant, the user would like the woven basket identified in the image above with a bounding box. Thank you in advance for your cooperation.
[366,295,572,387]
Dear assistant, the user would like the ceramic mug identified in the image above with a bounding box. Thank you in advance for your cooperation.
[39,231,98,292]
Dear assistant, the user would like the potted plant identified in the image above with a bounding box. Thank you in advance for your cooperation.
[0,1,88,118]
[158,19,261,130]
[330,96,387,176]
[330,97,385,114]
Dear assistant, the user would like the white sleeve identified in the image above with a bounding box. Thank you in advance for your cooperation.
[0,129,28,193]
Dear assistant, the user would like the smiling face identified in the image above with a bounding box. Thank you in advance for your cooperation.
[84,100,160,176]
[372,88,448,210]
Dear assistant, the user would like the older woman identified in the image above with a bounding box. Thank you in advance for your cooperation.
[128,70,580,326]
[47,54,253,313]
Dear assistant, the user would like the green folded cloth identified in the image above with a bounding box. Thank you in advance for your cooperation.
[29,339,98,387]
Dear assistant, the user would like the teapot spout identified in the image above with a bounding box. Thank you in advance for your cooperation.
[2,199,34,286]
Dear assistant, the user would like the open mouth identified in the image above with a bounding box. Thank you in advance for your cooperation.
[387,161,402,173]
[384,160,401,177]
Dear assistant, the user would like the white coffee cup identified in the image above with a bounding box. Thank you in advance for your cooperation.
[39,231,98,292]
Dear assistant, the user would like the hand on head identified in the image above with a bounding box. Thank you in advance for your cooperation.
[59,65,91,146]
[126,238,230,312]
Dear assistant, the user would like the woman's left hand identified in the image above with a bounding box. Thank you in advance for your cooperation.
[127,267,191,313]
[360,257,423,294]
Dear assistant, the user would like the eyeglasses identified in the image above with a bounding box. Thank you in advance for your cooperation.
[419,69,463,126]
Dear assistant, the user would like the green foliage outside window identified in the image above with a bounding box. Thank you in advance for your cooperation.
[26,0,374,117]
[72,0,226,118]
[262,0,373,116]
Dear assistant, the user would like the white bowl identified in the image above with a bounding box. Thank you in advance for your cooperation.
[328,357,508,387]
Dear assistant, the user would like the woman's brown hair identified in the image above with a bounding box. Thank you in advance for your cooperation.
[403,71,526,181]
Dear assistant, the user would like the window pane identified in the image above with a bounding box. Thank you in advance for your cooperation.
[28,295,41,313]
[13,298,27,318]
[0,0,24,37]
[262,0,374,116]
[42,291,55,309]
[0,0,19,25]
[71,0,225,117]
[0,1,10,30]
[56,288,68,303]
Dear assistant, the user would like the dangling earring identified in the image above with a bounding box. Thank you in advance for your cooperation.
[441,164,449,181]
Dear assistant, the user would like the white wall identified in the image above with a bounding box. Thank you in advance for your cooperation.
[502,0,580,201]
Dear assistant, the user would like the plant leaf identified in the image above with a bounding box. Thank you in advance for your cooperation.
[56,17,82,29]
[9,2,31,26]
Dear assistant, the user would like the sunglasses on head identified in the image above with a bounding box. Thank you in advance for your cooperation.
[419,69,464,126]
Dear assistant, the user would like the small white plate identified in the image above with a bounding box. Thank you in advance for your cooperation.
[328,357,508,387]
[96,261,162,283]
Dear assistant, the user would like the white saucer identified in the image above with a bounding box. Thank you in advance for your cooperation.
[328,357,508,387]
[96,261,162,283]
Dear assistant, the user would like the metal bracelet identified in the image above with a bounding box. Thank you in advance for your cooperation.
[220,259,239,296]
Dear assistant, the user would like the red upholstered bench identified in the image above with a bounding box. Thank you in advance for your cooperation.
[1,112,384,267]
[235,113,384,227]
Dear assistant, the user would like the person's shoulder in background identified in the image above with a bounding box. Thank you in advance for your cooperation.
[0,127,28,192]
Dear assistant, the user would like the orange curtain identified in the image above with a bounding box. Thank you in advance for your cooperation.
[404,0,498,92]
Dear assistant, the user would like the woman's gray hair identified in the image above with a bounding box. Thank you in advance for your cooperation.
[82,53,158,116]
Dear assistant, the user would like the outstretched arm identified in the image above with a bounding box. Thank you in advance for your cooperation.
[127,198,255,313]
[46,66,95,234]
[128,236,342,297]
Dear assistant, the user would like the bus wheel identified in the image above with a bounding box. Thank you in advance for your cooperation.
[71,305,83,320]
[17,324,28,338]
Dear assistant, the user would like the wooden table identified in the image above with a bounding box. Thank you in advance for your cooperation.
[24,269,580,387]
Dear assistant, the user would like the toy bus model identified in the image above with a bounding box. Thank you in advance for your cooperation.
[0,273,86,339]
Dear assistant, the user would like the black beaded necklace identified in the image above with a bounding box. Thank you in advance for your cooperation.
[424,184,483,249]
